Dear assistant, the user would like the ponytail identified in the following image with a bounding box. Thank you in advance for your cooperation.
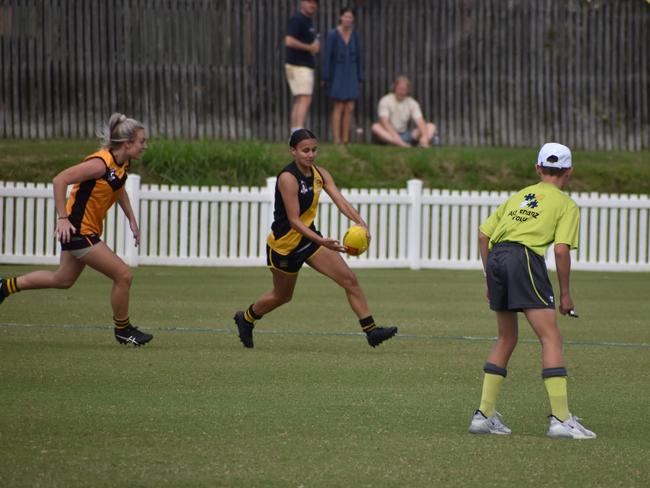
[97,112,145,149]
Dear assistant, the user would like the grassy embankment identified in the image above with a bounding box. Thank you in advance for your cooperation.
[1,138,648,193]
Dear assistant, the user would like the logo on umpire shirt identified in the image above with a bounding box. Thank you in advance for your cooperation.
[520,193,539,209]
[508,193,542,222]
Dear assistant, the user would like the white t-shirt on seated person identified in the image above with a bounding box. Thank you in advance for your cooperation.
[377,93,423,133]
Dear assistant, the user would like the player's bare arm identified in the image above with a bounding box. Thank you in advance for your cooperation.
[117,190,140,246]
[320,166,367,229]
[554,243,574,315]
[320,167,369,246]
[478,231,490,273]
[478,231,490,300]
[52,158,106,243]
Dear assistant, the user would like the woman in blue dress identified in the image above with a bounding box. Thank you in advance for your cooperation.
[321,7,363,144]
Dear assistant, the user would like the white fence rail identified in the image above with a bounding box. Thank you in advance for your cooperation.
[1,177,649,271]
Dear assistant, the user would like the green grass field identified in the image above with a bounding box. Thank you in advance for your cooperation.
[1,266,649,487]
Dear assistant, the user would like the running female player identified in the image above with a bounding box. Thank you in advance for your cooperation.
[0,113,153,346]
[233,129,397,349]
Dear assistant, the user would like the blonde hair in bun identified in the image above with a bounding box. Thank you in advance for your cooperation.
[97,113,145,149]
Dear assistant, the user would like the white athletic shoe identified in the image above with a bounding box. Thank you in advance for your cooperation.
[468,410,512,435]
[547,414,597,439]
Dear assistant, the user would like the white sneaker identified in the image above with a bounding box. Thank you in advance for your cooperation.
[547,414,597,439]
[468,410,512,435]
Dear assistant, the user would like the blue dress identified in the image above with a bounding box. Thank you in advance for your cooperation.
[321,28,363,101]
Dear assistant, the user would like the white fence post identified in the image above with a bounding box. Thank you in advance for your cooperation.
[407,179,423,270]
[124,174,141,267]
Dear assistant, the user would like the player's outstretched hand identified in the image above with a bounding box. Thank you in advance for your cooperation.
[559,294,575,316]
[361,225,372,246]
[321,237,346,253]
[129,219,141,247]
[55,218,76,244]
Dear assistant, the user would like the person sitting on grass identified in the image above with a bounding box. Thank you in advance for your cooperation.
[371,75,438,148]
[233,128,397,349]
[0,113,153,347]
[468,142,596,439]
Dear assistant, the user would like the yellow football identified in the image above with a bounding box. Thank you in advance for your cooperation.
[343,225,369,256]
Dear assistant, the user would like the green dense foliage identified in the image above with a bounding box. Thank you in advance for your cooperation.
[1,139,648,193]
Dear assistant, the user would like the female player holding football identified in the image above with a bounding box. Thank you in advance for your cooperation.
[233,129,397,348]
[0,113,153,346]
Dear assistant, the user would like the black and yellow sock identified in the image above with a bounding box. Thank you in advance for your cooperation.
[114,317,131,330]
[543,367,570,422]
[243,304,262,325]
[1,277,20,297]
[360,315,376,333]
[478,362,507,418]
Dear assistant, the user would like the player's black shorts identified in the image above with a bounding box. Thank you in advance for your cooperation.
[486,242,555,312]
[60,234,101,258]
[267,236,322,274]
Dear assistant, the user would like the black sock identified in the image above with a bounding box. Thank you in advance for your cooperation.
[359,315,376,333]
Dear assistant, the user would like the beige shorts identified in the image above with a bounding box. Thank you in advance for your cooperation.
[69,246,94,259]
[61,234,100,259]
[285,64,314,96]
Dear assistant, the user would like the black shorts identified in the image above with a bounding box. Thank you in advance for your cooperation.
[267,240,321,274]
[60,234,101,257]
[486,242,555,312]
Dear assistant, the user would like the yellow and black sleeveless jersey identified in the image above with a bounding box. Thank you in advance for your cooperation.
[65,149,130,236]
[267,161,324,255]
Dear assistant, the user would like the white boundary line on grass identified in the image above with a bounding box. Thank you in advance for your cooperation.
[2,322,650,349]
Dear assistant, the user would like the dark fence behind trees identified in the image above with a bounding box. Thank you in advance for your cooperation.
[1,0,648,150]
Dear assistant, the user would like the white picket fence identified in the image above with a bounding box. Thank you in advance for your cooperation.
[1,177,649,271]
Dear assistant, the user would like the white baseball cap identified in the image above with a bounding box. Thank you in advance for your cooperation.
[537,142,572,168]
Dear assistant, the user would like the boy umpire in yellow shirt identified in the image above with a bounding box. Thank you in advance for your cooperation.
[468,142,597,439]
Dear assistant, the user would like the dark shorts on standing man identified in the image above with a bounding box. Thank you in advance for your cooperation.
[267,238,322,274]
[486,242,555,312]
[60,234,101,259]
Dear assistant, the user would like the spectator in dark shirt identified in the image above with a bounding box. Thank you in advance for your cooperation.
[285,0,320,134]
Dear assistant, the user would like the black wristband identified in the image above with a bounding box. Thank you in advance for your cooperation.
[58,216,69,220]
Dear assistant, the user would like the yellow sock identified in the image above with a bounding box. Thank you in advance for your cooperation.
[544,376,570,422]
[478,372,505,418]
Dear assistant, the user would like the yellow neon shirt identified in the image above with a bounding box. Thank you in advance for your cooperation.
[479,182,579,256]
